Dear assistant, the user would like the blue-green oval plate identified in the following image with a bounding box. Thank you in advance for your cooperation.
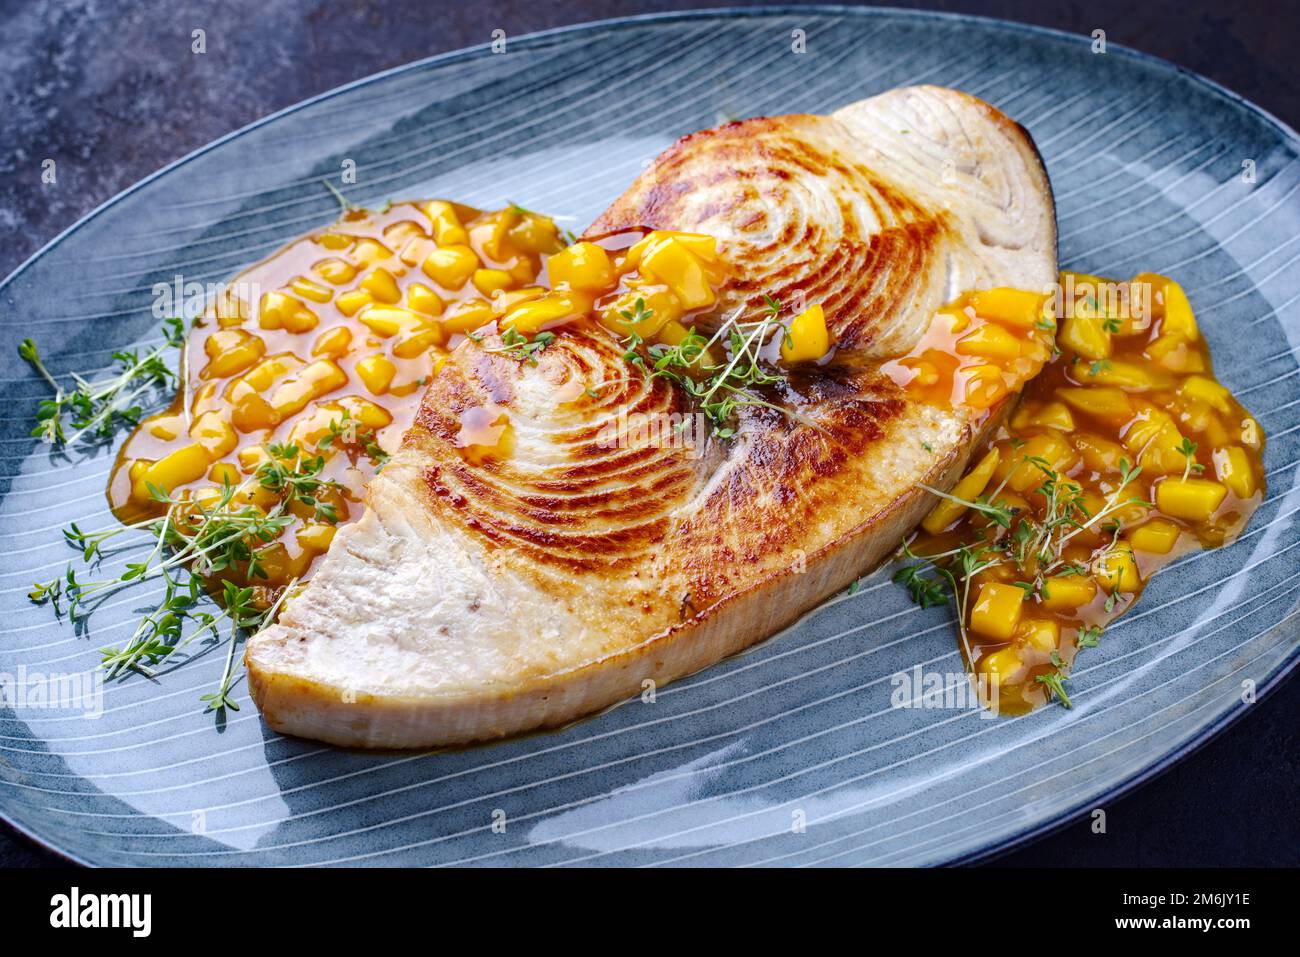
[2,7,1298,867]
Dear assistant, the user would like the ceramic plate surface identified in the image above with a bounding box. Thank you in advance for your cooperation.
[2,7,1299,867]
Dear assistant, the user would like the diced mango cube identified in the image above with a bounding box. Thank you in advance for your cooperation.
[259,291,318,332]
[360,267,402,304]
[638,237,715,310]
[240,352,303,392]
[296,523,338,552]
[1039,574,1097,610]
[351,238,392,266]
[1204,412,1231,449]
[998,432,1078,492]
[659,232,718,263]
[1059,314,1112,361]
[1175,396,1218,435]
[356,355,396,395]
[311,325,353,358]
[978,647,1025,686]
[1146,332,1204,372]
[226,380,279,432]
[1123,408,1189,474]
[358,305,423,338]
[956,323,1021,360]
[1213,446,1257,498]
[507,212,562,255]
[922,447,1001,534]
[1128,518,1180,555]
[440,298,494,335]
[1073,358,1165,390]
[316,231,354,250]
[1055,386,1134,424]
[491,286,545,316]
[337,396,393,430]
[503,293,579,334]
[506,253,541,285]
[424,200,469,246]
[207,461,240,487]
[970,288,1047,329]
[1161,278,1199,341]
[397,236,435,268]
[780,303,831,363]
[1184,375,1231,413]
[599,286,679,338]
[422,244,480,289]
[382,220,426,246]
[269,359,348,417]
[961,363,1009,409]
[189,411,238,459]
[142,443,210,494]
[1094,543,1141,593]
[202,329,266,379]
[407,283,444,316]
[335,289,373,316]
[1015,618,1060,654]
[1030,401,1075,432]
[393,323,444,359]
[546,241,614,291]
[478,212,513,262]
[290,276,333,303]
[472,268,514,297]
[1073,433,1128,473]
[1156,477,1227,521]
[970,582,1025,641]
[212,289,249,327]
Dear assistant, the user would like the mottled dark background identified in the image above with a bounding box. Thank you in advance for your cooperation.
[1,0,1296,867]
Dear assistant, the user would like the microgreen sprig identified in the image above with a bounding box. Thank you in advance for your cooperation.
[257,443,343,524]
[1177,437,1204,481]
[894,447,1154,710]
[318,409,390,469]
[19,318,185,448]
[33,473,302,712]
[620,297,816,438]
[486,327,556,366]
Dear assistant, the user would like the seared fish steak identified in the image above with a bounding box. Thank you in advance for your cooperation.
[247,85,1056,748]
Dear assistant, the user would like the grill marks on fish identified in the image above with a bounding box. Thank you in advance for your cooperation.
[590,114,953,356]
[665,368,909,609]
[410,321,706,571]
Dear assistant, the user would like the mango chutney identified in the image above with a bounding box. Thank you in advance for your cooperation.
[900,272,1265,713]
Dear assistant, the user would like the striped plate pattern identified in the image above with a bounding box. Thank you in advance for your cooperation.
[1,9,1298,867]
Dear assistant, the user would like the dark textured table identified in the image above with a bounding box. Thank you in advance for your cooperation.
[2,0,1296,867]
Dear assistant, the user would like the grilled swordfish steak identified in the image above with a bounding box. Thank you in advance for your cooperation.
[247,85,1057,748]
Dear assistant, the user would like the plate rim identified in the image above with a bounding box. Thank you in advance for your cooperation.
[2,4,1298,868]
